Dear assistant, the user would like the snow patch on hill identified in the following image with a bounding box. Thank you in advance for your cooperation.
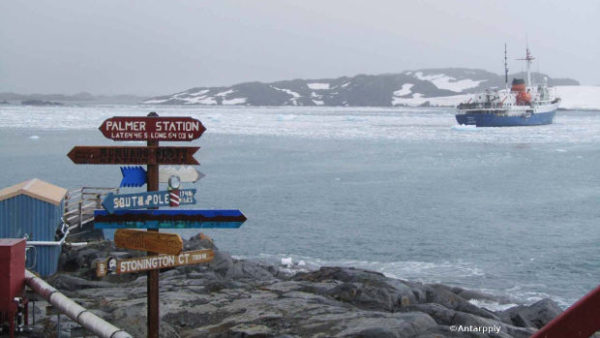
[413,72,485,92]
[307,83,330,90]
[393,93,472,107]
[394,83,414,97]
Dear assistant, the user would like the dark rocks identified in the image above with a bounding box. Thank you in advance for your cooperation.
[498,298,562,329]
[31,239,564,337]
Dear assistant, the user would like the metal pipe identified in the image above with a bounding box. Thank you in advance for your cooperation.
[26,228,70,246]
[25,270,133,338]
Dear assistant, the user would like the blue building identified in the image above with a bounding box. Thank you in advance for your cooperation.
[0,179,67,276]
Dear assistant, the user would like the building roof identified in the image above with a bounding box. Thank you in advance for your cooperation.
[0,179,67,206]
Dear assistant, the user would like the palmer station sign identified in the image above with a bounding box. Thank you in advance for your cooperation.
[99,116,206,141]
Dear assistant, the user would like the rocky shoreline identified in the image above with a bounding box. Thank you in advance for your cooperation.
[26,235,564,337]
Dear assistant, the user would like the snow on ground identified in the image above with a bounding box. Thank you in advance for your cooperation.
[215,89,235,97]
[189,89,209,97]
[393,83,414,97]
[222,97,247,105]
[413,72,484,92]
[143,98,168,104]
[555,86,600,110]
[272,87,301,98]
[184,96,217,105]
[393,93,472,107]
[307,83,330,90]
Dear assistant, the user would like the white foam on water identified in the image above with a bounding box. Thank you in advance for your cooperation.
[238,253,571,308]
[29,135,40,140]
[468,299,518,312]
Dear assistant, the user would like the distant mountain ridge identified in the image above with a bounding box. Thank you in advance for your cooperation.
[144,68,579,107]
[0,92,147,105]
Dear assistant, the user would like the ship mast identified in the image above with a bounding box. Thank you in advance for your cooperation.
[517,43,535,88]
[504,43,508,91]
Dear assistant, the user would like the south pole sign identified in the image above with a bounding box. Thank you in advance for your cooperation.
[99,116,206,141]
[101,189,197,213]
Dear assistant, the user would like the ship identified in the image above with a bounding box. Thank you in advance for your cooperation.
[455,45,560,127]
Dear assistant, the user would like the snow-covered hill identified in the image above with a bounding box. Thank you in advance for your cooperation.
[144,69,592,109]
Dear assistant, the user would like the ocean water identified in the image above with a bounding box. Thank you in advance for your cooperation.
[1,105,599,309]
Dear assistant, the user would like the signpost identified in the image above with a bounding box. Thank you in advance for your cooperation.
[120,166,147,187]
[159,166,205,183]
[68,113,244,338]
[114,229,183,255]
[96,249,214,277]
[99,116,206,141]
[94,209,246,229]
[101,189,197,213]
[67,146,200,165]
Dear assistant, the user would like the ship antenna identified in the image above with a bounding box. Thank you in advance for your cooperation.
[504,43,508,90]
[516,41,535,89]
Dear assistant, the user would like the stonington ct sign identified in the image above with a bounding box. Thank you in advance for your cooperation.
[96,249,214,276]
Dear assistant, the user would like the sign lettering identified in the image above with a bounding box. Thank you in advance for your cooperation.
[67,146,200,165]
[99,116,206,141]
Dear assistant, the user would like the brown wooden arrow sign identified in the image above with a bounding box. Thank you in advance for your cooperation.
[96,249,214,277]
[67,146,199,165]
[114,229,183,255]
[99,116,206,141]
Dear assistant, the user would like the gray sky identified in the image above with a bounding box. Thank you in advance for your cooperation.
[1,0,598,95]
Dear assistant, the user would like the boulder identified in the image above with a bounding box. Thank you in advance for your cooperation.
[498,298,562,329]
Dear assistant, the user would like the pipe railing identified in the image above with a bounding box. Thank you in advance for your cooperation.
[25,270,132,338]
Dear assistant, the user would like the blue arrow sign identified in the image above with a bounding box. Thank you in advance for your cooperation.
[120,166,147,187]
[102,189,197,213]
[93,209,246,229]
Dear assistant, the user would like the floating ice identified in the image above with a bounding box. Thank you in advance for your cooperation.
[452,124,478,131]
[29,135,40,140]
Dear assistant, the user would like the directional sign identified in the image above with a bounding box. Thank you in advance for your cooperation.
[67,146,199,165]
[102,189,197,213]
[114,229,183,255]
[99,116,206,141]
[120,166,147,187]
[159,166,205,183]
[96,249,214,277]
[94,209,246,229]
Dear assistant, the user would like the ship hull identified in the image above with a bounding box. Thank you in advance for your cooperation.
[455,109,556,127]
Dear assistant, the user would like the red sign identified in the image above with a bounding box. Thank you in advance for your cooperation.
[99,116,206,141]
[67,146,200,165]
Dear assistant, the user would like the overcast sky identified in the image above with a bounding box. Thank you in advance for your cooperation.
[1,0,598,95]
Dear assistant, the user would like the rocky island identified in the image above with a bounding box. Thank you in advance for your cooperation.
[22,234,565,338]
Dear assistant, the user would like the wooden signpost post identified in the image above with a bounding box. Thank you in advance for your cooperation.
[68,113,246,338]
[114,229,183,255]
